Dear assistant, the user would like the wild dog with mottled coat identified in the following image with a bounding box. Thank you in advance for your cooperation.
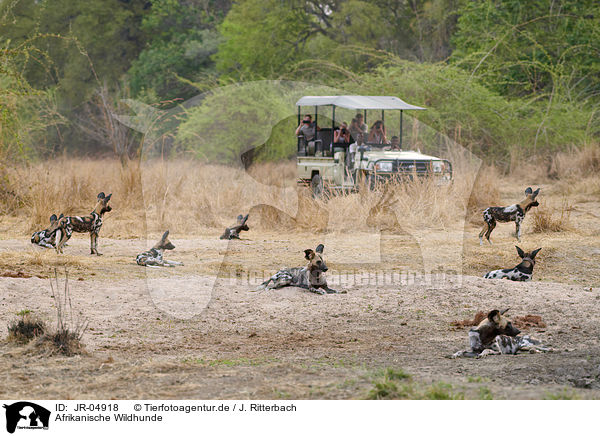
[484,246,541,281]
[220,214,249,240]
[256,244,342,295]
[451,309,551,358]
[136,230,183,267]
[479,187,540,245]
[55,192,112,255]
[31,214,63,248]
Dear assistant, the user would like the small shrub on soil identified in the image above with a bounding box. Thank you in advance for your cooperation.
[7,310,46,343]
[34,269,88,356]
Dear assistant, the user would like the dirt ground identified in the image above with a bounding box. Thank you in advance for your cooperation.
[1,208,600,399]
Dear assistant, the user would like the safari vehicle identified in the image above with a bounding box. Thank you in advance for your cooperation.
[295,95,452,196]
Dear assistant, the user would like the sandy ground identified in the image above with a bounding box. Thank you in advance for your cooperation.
[1,226,600,399]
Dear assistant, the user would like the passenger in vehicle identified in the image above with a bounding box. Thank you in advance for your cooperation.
[368,120,388,144]
[350,114,368,139]
[389,136,400,150]
[295,114,320,154]
[334,122,351,144]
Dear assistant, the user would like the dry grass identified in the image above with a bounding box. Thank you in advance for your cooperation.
[532,199,573,233]
[0,158,486,237]
[7,310,46,343]
[31,270,88,356]
[0,146,597,239]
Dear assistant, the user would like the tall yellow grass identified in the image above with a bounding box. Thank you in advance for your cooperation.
[0,146,597,238]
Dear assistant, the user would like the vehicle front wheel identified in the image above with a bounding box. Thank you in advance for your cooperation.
[311,174,324,199]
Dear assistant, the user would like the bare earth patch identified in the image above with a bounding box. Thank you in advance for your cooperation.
[1,235,599,399]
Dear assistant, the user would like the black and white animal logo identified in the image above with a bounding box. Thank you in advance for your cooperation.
[136,230,183,267]
[450,309,551,358]
[31,213,63,248]
[256,244,343,295]
[3,402,50,433]
[220,214,249,240]
[479,187,540,245]
[484,246,541,282]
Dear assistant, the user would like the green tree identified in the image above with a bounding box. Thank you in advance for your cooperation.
[451,0,600,102]
[128,0,231,101]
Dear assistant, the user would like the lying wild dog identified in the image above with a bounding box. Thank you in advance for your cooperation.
[136,230,183,267]
[55,192,112,255]
[450,309,551,358]
[484,246,541,282]
[479,187,540,245]
[256,244,343,295]
[31,214,64,248]
[220,214,249,240]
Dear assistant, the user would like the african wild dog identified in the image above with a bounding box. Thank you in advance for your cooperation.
[55,192,112,255]
[220,214,249,240]
[136,230,183,267]
[256,244,343,295]
[31,214,64,248]
[479,187,540,245]
[450,309,551,358]
[484,246,541,282]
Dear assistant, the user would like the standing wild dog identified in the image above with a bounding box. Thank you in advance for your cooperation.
[55,192,112,255]
[31,214,64,248]
[136,230,183,267]
[484,246,541,281]
[256,244,342,294]
[220,214,249,240]
[479,187,540,245]
[451,309,551,358]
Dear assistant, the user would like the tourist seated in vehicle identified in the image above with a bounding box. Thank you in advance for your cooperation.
[350,114,368,139]
[368,120,388,145]
[295,114,320,154]
[333,122,351,145]
[387,135,400,150]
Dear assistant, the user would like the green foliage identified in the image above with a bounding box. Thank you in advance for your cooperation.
[451,0,600,101]
[128,0,230,100]
[175,81,335,163]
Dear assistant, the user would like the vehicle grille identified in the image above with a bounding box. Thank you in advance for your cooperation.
[395,160,430,173]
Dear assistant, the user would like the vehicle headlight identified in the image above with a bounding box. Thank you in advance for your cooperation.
[432,161,443,173]
[375,161,393,172]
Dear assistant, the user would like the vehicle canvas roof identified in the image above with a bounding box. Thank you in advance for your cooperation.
[295,95,426,111]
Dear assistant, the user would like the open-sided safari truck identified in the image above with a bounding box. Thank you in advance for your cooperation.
[296,95,452,196]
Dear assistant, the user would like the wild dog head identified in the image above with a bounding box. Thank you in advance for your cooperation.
[516,245,541,269]
[304,244,328,272]
[474,309,520,346]
[519,187,540,212]
[93,192,112,215]
[304,244,329,288]
[154,230,175,251]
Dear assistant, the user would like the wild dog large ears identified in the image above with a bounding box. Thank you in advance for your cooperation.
[236,214,243,222]
[487,309,501,324]
[516,246,525,258]
[304,249,315,260]
[531,247,542,259]
[316,244,324,254]
[50,214,58,222]
[525,187,533,195]
[105,193,112,202]
[241,214,249,224]
[59,213,64,219]
[532,188,540,199]
[97,192,106,200]
[161,230,170,241]
[500,308,510,315]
